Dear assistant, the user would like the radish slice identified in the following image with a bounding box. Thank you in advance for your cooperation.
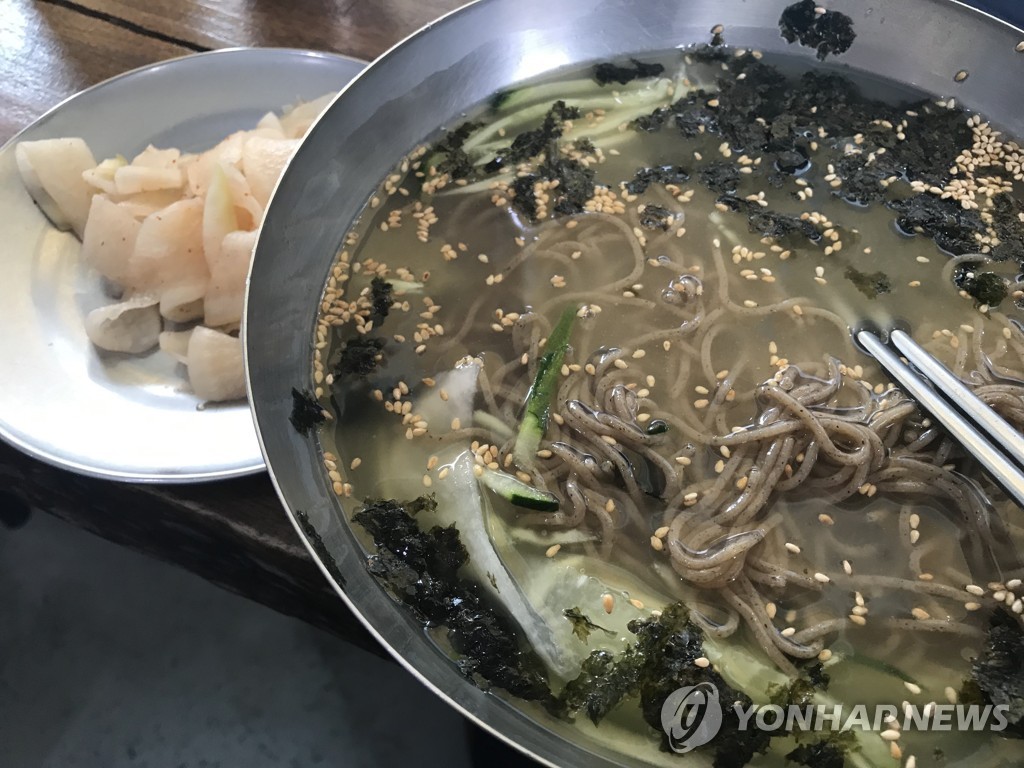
[185,130,246,197]
[80,195,141,287]
[84,295,161,354]
[114,165,183,195]
[204,229,255,328]
[241,135,300,208]
[130,145,181,169]
[82,155,127,195]
[128,197,209,302]
[15,138,98,236]
[279,93,335,138]
[158,329,193,364]
[186,326,245,402]
[202,165,239,268]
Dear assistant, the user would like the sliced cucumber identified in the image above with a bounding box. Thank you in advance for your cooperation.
[513,304,578,467]
[479,468,559,512]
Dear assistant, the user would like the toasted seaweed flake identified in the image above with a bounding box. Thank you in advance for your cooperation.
[888,194,987,256]
[954,269,1009,308]
[845,266,892,299]
[369,277,394,321]
[353,496,558,707]
[699,162,741,194]
[639,204,673,230]
[290,388,326,435]
[295,509,345,588]
[332,337,386,379]
[594,58,666,86]
[779,0,856,61]
[625,165,690,195]
[564,607,615,643]
[430,120,483,180]
[504,100,581,163]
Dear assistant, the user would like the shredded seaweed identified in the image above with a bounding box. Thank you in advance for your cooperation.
[779,0,856,61]
[564,607,615,643]
[560,603,773,765]
[294,509,346,588]
[716,194,820,243]
[699,162,741,194]
[888,194,986,256]
[594,58,666,86]
[429,121,483,180]
[369,277,394,321]
[353,496,558,707]
[332,337,386,379]
[626,165,690,195]
[845,266,892,299]
[639,204,673,230]
[786,738,848,768]
[958,608,1024,737]
[289,388,326,435]
[505,100,581,163]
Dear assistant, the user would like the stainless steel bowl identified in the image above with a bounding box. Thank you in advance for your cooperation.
[245,1,1024,764]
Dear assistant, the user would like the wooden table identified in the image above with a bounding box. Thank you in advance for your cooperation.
[0,0,465,655]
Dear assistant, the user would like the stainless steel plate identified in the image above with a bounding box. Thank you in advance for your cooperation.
[247,1,1024,764]
[0,48,364,482]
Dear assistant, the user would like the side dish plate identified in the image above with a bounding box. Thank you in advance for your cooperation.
[0,48,364,482]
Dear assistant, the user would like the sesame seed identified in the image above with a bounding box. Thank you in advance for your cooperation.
[602,594,615,614]
[954,69,969,83]
[650,535,665,551]
[818,513,835,525]
[849,614,867,626]
[880,729,901,742]
[814,572,831,584]
[545,544,561,558]
[694,656,711,668]
[965,584,985,596]
[911,607,931,621]
[818,648,833,662]
[785,542,801,554]
[904,681,922,695]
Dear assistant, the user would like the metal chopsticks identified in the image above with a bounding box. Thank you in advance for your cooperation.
[856,328,1024,509]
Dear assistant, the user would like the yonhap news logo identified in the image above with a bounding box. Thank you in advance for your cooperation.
[660,683,724,753]
[660,681,1012,749]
